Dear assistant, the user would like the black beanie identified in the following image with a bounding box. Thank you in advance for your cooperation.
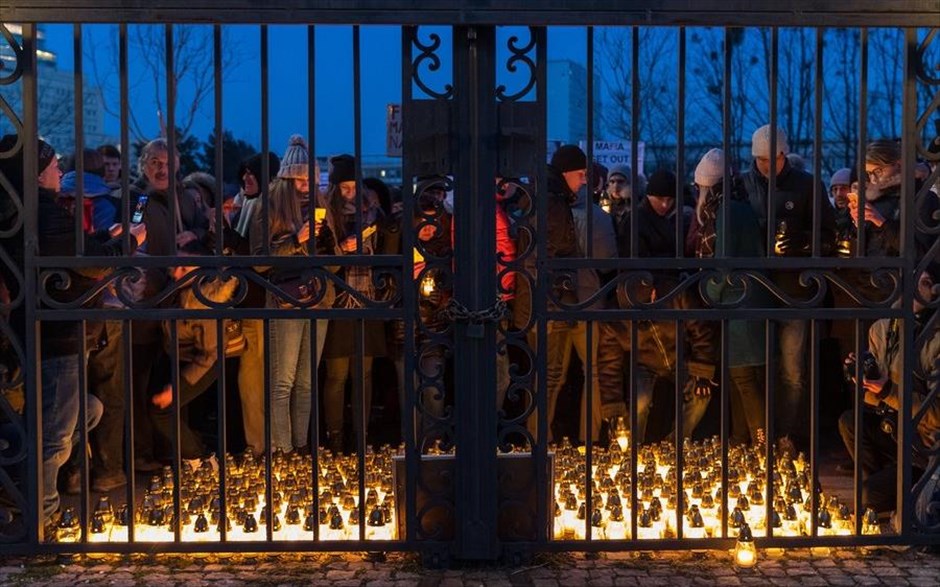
[0,134,57,194]
[646,169,677,199]
[329,154,356,184]
[238,152,281,190]
[37,139,56,174]
[550,145,587,173]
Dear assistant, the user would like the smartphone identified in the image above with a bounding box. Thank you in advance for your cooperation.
[131,195,149,224]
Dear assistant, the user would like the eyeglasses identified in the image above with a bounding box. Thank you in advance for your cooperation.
[866,165,893,183]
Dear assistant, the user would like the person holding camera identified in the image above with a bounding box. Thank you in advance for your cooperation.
[838,268,940,513]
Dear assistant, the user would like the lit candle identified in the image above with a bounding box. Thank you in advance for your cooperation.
[734,522,757,568]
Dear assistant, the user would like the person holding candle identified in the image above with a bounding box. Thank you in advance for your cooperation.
[321,154,388,454]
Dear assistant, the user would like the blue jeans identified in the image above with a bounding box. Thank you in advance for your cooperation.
[776,319,807,441]
[268,319,328,452]
[41,354,103,520]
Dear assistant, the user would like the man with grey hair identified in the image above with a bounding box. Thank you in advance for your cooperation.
[123,138,209,471]
[743,124,835,456]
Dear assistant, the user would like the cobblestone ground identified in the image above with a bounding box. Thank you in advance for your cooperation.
[1,547,939,586]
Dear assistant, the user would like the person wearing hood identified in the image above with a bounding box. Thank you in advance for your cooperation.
[0,134,145,538]
[519,145,602,444]
[59,148,116,233]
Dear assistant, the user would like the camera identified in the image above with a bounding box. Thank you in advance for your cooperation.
[843,351,881,384]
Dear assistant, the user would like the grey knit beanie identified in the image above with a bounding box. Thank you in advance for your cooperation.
[278,134,310,180]
[694,148,725,188]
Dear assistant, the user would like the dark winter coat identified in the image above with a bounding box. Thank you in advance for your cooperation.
[742,160,836,299]
[512,165,583,329]
[2,188,136,358]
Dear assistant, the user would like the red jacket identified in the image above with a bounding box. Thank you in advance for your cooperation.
[412,204,516,300]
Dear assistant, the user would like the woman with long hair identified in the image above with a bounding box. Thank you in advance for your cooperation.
[250,135,334,454]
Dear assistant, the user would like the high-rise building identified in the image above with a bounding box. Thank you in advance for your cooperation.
[0,24,115,156]
[547,59,604,145]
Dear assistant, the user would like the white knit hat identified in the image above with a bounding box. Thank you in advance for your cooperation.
[830,167,852,188]
[278,134,310,180]
[694,148,725,188]
[751,124,789,158]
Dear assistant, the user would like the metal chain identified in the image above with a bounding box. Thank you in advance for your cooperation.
[441,297,508,324]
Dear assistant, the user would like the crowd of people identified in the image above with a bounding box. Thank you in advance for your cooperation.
[1,121,939,538]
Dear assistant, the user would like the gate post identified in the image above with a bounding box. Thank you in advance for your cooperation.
[452,24,500,560]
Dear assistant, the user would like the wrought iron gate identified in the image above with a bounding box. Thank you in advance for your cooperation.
[1,0,939,562]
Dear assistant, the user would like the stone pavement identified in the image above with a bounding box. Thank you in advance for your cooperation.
[1,547,939,586]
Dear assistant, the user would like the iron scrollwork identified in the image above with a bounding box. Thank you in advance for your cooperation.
[0,22,27,544]
[411,28,454,101]
[496,27,537,102]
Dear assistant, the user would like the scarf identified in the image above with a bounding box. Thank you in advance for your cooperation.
[696,190,721,259]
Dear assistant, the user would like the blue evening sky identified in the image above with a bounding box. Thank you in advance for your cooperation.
[41,24,587,159]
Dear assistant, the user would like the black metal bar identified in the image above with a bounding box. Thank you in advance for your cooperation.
[307,22,321,543]
[809,318,820,537]
[7,2,938,28]
[118,24,135,537]
[211,23,229,543]
[722,23,734,543]
[453,23,499,559]
[120,23,131,255]
[629,26,639,261]
[352,24,368,539]
[260,25,270,255]
[168,319,182,543]
[674,318,685,540]
[73,24,85,256]
[73,20,91,543]
[895,25,918,538]
[401,24,418,544]
[767,27,778,255]
[262,317,273,541]
[853,318,864,535]
[676,26,686,256]
[584,24,595,545]
[812,28,823,256]
[260,23,273,540]
[856,28,868,256]
[216,318,228,543]
[213,25,224,258]
[166,24,177,242]
[21,22,42,546]
[628,319,638,541]
[533,22,550,549]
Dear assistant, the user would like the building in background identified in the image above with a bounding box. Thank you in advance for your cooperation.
[0,24,115,156]
[547,59,604,146]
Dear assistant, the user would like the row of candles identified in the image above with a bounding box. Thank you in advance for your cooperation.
[551,434,879,542]
[59,447,398,543]
[55,434,877,554]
